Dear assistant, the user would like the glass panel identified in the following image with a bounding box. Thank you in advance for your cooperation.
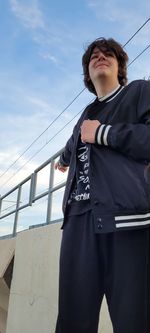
[18,198,48,231]
[20,180,31,207]
[53,157,68,188]
[1,190,18,217]
[35,164,50,198]
[51,188,64,221]
[0,214,15,237]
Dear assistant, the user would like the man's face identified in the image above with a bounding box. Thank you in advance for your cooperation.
[88,46,119,84]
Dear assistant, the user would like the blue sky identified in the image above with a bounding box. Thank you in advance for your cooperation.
[0,0,150,234]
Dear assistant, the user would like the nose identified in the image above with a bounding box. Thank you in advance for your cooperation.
[97,51,106,61]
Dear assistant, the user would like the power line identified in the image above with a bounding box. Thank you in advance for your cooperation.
[0,87,86,180]
[3,39,150,189]
[128,44,150,67]
[1,43,150,190]
[0,99,94,189]
[0,18,150,188]
[1,37,150,190]
[0,17,149,181]
[123,17,150,47]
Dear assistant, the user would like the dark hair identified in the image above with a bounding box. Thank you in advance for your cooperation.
[82,37,129,95]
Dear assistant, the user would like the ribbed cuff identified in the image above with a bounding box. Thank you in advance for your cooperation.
[95,124,112,145]
[59,156,69,167]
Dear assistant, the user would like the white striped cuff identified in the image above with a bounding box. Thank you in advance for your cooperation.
[96,124,112,145]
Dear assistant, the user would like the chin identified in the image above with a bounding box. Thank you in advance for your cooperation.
[96,71,108,79]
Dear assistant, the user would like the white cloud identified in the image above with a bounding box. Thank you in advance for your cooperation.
[0,88,76,187]
[40,53,58,64]
[0,152,38,191]
[26,96,51,110]
[9,0,85,62]
[10,0,45,29]
[87,0,150,37]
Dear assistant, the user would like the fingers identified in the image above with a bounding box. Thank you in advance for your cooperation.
[80,119,101,143]
[54,162,60,170]
[54,162,68,173]
[80,120,89,143]
[59,167,68,173]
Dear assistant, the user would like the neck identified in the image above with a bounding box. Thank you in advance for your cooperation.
[95,79,120,98]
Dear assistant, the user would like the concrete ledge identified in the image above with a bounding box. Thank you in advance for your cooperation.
[0,237,16,333]
[0,238,15,279]
[5,223,113,333]
[0,279,9,312]
[0,307,7,333]
[6,223,61,333]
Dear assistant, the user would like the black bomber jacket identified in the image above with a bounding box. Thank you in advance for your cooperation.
[59,80,150,233]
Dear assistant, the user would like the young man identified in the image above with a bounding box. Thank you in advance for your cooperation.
[55,38,150,333]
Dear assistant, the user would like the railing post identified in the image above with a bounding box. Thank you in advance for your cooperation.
[46,160,55,224]
[13,185,22,236]
[29,173,37,205]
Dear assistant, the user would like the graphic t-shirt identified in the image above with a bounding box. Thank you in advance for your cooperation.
[68,85,124,207]
[68,139,90,203]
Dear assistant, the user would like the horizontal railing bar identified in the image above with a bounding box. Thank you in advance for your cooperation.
[0,147,66,237]
[0,209,17,219]
[29,218,63,230]
[51,181,66,193]
[0,234,15,240]
[35,148,64,173]
[48,218,63,224]
[34,190,49,202]
[0,202,30,219]
[0,181,66,219]
[1,175,31,200]
[0,148,64,201]
[34,181,66,202]
[17,203,30,211]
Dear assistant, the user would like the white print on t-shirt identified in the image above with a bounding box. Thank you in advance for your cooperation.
[78,146,89,161]
[75,145,90,200]
[73,193,90,201]
[68,143,90,203]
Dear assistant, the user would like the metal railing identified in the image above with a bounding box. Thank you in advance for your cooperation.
[0,148,66,238]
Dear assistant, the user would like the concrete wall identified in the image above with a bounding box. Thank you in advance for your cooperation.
[5,223,112,333]
[0,238,15,280]
[0,237,15,333]
[0,307,7,333]
[0,280,9,312]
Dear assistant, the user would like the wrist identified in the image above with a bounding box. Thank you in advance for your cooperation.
[95,124,112,145]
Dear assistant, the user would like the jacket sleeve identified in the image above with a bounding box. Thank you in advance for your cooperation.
[59,134,74,167]
[59,114,84,166]
[59,103,92,166]
[95,80,150,162]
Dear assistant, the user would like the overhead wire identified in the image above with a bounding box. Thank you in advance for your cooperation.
[1,47,149,190]
[0,17,149,182]
[127,44,150,67]
[1,17,150,181]
[0,17,150,189]
[0,87,86,180]
[0,99,94,189]
[122,17,150,47]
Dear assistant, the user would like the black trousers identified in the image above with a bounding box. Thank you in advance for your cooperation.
[55,211,150,333]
